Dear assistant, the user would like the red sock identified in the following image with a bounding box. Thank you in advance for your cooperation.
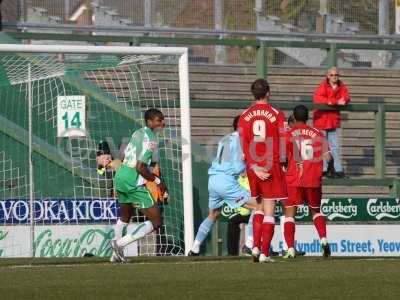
[261,216,275,256]
[252,212,264,249]
[313,213,327,239]
[284,217,295,249]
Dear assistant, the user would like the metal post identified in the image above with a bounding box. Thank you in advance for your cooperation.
[390,179,400,198]
[144,0,152,28]
[256,41,267,79]
[254,0,262,30]
[374,104,386,179]
[28,63,35,258]
[320,0,328,14]
[18,0,25,22]
[64,0,71,20]
[377,0,390,68]
[178,50,194,255]
[378,0,389,35]
[214,0,225,64]
[328,43,337,67]
[319,0,328,33]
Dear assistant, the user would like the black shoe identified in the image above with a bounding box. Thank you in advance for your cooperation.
[270,249,280,257]
[322,243,331,258]
[333,171,346,178]
[322,171,329,178]
[241,245,252,256]
[188,250,200,256]
[325,172,336,179]
[295,249,306,256]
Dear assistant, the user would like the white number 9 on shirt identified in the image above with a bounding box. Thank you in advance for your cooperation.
[253,120,266,141]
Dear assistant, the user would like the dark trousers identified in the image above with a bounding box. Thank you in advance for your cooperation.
[227,214,250,256]
[0,0,2,31]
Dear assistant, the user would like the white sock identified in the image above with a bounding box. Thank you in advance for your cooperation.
[245,212,254,248]
[191,240,202,253]
[321,237,328,245]
[245,237,253,249]
[114,219,128,240]
[117,221,154,248]
[280,216,288,251]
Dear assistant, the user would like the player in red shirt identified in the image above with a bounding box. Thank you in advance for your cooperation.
[238,79,287,263]
[283,105,332,259]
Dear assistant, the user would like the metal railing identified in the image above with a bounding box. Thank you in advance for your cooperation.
[2,1,399,67]
[9,30,400,68]
[1,0,395,35]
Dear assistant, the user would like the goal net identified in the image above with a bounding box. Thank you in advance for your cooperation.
[0,44,193,257]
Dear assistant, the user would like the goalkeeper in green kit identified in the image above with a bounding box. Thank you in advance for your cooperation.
[110,108,167,263]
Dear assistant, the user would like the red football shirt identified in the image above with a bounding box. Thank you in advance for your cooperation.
[285,123,329,188]
[238,102,286,171]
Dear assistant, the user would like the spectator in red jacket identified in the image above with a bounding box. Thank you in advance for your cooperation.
[313,67,350,178]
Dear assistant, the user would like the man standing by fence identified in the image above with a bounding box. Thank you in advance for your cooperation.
[313,67,350,178]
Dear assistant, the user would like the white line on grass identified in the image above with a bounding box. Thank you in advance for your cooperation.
[1,257,398,270]
[0,259,258,269]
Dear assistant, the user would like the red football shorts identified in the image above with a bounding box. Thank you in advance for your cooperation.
[247,164,287,200]
[285,186,322,209]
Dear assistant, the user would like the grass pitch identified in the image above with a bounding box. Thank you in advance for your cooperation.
[1,256,400,300]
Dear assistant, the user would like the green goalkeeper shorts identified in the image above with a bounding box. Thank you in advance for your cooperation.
[114,164,155,209]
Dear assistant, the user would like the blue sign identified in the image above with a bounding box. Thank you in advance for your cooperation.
[0,199,119,224]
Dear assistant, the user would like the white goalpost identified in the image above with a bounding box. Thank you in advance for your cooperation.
[0,44,194,257]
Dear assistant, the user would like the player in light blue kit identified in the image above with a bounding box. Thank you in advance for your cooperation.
[188,116,260,256]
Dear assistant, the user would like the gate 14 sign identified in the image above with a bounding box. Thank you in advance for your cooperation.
[57,96,86,137]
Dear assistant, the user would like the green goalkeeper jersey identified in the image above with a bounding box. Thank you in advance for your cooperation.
[120,126,158,186]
